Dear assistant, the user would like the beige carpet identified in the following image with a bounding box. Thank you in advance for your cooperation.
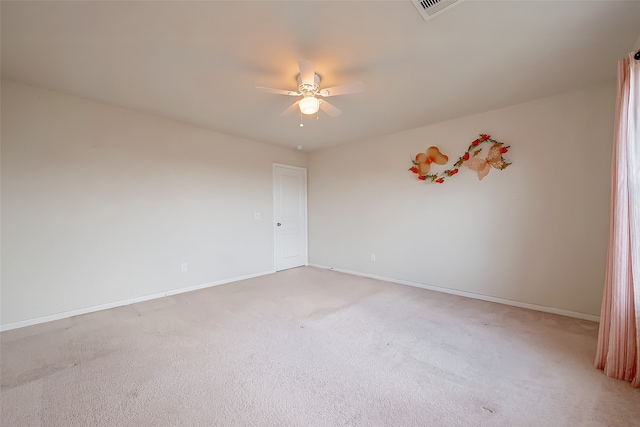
[1,267,638,426]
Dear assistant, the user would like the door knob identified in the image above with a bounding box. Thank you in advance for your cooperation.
[277,223,281,226]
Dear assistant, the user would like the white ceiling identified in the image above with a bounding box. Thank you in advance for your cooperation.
[2,1,639,151]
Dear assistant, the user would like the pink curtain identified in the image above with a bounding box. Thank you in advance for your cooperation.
[595,51,640,388]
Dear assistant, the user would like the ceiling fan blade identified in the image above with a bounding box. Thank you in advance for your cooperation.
[319,100,342,117]
[298,59,315,86]
[280,101,300,117]
[256,86,299,96]
[318,81,365,97]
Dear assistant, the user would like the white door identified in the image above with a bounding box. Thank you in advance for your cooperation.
[274,164,308,271]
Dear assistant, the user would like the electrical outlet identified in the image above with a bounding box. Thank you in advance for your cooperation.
[370,254,376,262]
[254,212,261,220]
[181,263,188,272]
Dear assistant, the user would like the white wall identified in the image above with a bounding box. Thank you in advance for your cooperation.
[1,80,307,326]
[308,83,615,317]
[0,79,616,326]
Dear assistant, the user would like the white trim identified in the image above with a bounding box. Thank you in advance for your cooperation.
[273,163,309,271]
[272,163,308,172]
[0,269,275,332]
[309,264,601,323]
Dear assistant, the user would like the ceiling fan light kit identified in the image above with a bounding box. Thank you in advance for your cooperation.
[299,96,320,115]
[256,59,364,120]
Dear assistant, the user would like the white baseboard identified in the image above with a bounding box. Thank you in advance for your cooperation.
[0,269,275,332]
[309,264,601,323]
[3,265,600,331]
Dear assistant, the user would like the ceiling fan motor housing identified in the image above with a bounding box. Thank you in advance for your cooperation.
[297,73,320,95]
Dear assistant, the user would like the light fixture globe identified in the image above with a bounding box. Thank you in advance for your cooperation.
[299,96,320,115]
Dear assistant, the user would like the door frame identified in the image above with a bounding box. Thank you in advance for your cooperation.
[273,163,308,271]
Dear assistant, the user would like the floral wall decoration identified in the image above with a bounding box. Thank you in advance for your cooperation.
[409,134,512,183]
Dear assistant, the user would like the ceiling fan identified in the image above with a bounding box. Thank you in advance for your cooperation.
[256,59,364,118]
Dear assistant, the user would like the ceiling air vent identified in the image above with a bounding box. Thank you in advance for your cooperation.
[412,0,463,22]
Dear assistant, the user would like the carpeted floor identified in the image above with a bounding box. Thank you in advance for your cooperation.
[1,267,638,426]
